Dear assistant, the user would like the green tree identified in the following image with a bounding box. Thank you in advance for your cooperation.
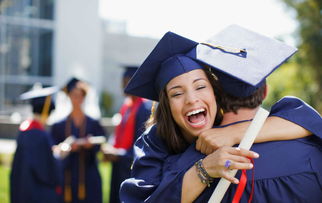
[264,60,318,108]
[100,91,114,117]
[280,0,322,112]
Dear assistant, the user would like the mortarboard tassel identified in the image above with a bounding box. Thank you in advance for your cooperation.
[40,95,51,124]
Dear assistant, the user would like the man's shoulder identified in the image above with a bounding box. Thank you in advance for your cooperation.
[251,138,321,178]
[252,137,319,152]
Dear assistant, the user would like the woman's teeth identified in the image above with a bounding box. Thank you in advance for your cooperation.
[186,108,205,117]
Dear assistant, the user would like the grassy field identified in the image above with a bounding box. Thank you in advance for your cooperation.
[0,165,10,202]
[0,153,112,203]
[0,153,12,203]
[100,160,112,203]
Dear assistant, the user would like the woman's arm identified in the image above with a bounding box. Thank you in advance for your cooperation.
[196,116,310,155]
[255,116,310,142]
[196,96,321,155]
[181,147,259,203]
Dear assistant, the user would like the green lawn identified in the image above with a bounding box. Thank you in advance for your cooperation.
[0,153,11,203]
[0,165,10,203]
[0,153,112,203]
[100,160,112,203]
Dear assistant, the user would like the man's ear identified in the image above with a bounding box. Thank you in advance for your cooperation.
[263,84,268,99]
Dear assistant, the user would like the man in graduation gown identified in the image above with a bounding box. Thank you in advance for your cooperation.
[120,26,322,202]
[10,85,63,203]
[103,66,152,203]
[187,25,322,202]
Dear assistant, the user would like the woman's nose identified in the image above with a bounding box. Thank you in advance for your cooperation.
[185,92,199,105]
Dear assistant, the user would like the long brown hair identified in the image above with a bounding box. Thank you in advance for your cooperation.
[146,67,223,154]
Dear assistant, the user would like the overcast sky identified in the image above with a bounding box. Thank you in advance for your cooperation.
[99,0,297,45]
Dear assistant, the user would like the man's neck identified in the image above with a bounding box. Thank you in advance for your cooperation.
[221,107,259,126]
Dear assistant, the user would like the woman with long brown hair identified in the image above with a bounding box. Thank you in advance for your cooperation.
[120,31,318,202]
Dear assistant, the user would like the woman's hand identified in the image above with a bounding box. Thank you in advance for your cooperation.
[82,138,94,149]
[202,146,259,184]
[181,146,258,203]
[71,142,80,152]
[101,144,120,162]
[196,122,250,155]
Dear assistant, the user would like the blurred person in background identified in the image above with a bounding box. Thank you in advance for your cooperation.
[10,84,63,203]
[51,78,106,203]
[102,66,152,203]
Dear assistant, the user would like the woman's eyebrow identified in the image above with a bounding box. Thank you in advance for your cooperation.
[167,77,207,92]
[193,78,206,83]
[167,85,181,92]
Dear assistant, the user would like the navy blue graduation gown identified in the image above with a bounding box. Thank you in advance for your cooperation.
[10,120,62,203]
[110,99,152,203]
[120,96,322,202]
[51,115,106,203]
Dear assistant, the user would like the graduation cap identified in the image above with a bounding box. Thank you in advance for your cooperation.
[20,84,58,119]
[123,66,138,79]
[186,24,298,97]
[124,31,202,101]
[63,77,88,94]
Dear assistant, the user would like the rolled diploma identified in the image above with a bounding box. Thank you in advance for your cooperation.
[76,136,107,145]
[55,136,106,159]
[208,107,270,203]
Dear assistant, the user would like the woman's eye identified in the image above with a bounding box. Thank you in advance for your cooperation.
[171,92,182,98]
[196,85,206,90]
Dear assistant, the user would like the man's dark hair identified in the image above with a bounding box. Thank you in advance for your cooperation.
[31,97,55,115]
[219,82,266,114]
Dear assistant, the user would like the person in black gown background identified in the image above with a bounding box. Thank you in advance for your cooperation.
[10,84,63,203]
[103,66,151,203]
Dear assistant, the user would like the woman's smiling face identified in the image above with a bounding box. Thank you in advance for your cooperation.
[166,69,217,142]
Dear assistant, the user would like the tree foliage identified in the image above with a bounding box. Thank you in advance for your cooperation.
[278,0,322,112]
[100,91,114,117]
[263,60,318,109]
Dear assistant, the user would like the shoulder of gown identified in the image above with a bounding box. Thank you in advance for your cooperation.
[270,96,322,139]
[134,100,152,137]
[120,125,170,202]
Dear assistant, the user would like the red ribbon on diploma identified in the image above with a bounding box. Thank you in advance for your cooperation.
[232,158,255,203]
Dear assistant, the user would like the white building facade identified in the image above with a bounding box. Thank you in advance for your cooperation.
[0,0,157,118]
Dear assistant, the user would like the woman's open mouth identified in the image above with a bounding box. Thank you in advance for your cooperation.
[186,108,207,127]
